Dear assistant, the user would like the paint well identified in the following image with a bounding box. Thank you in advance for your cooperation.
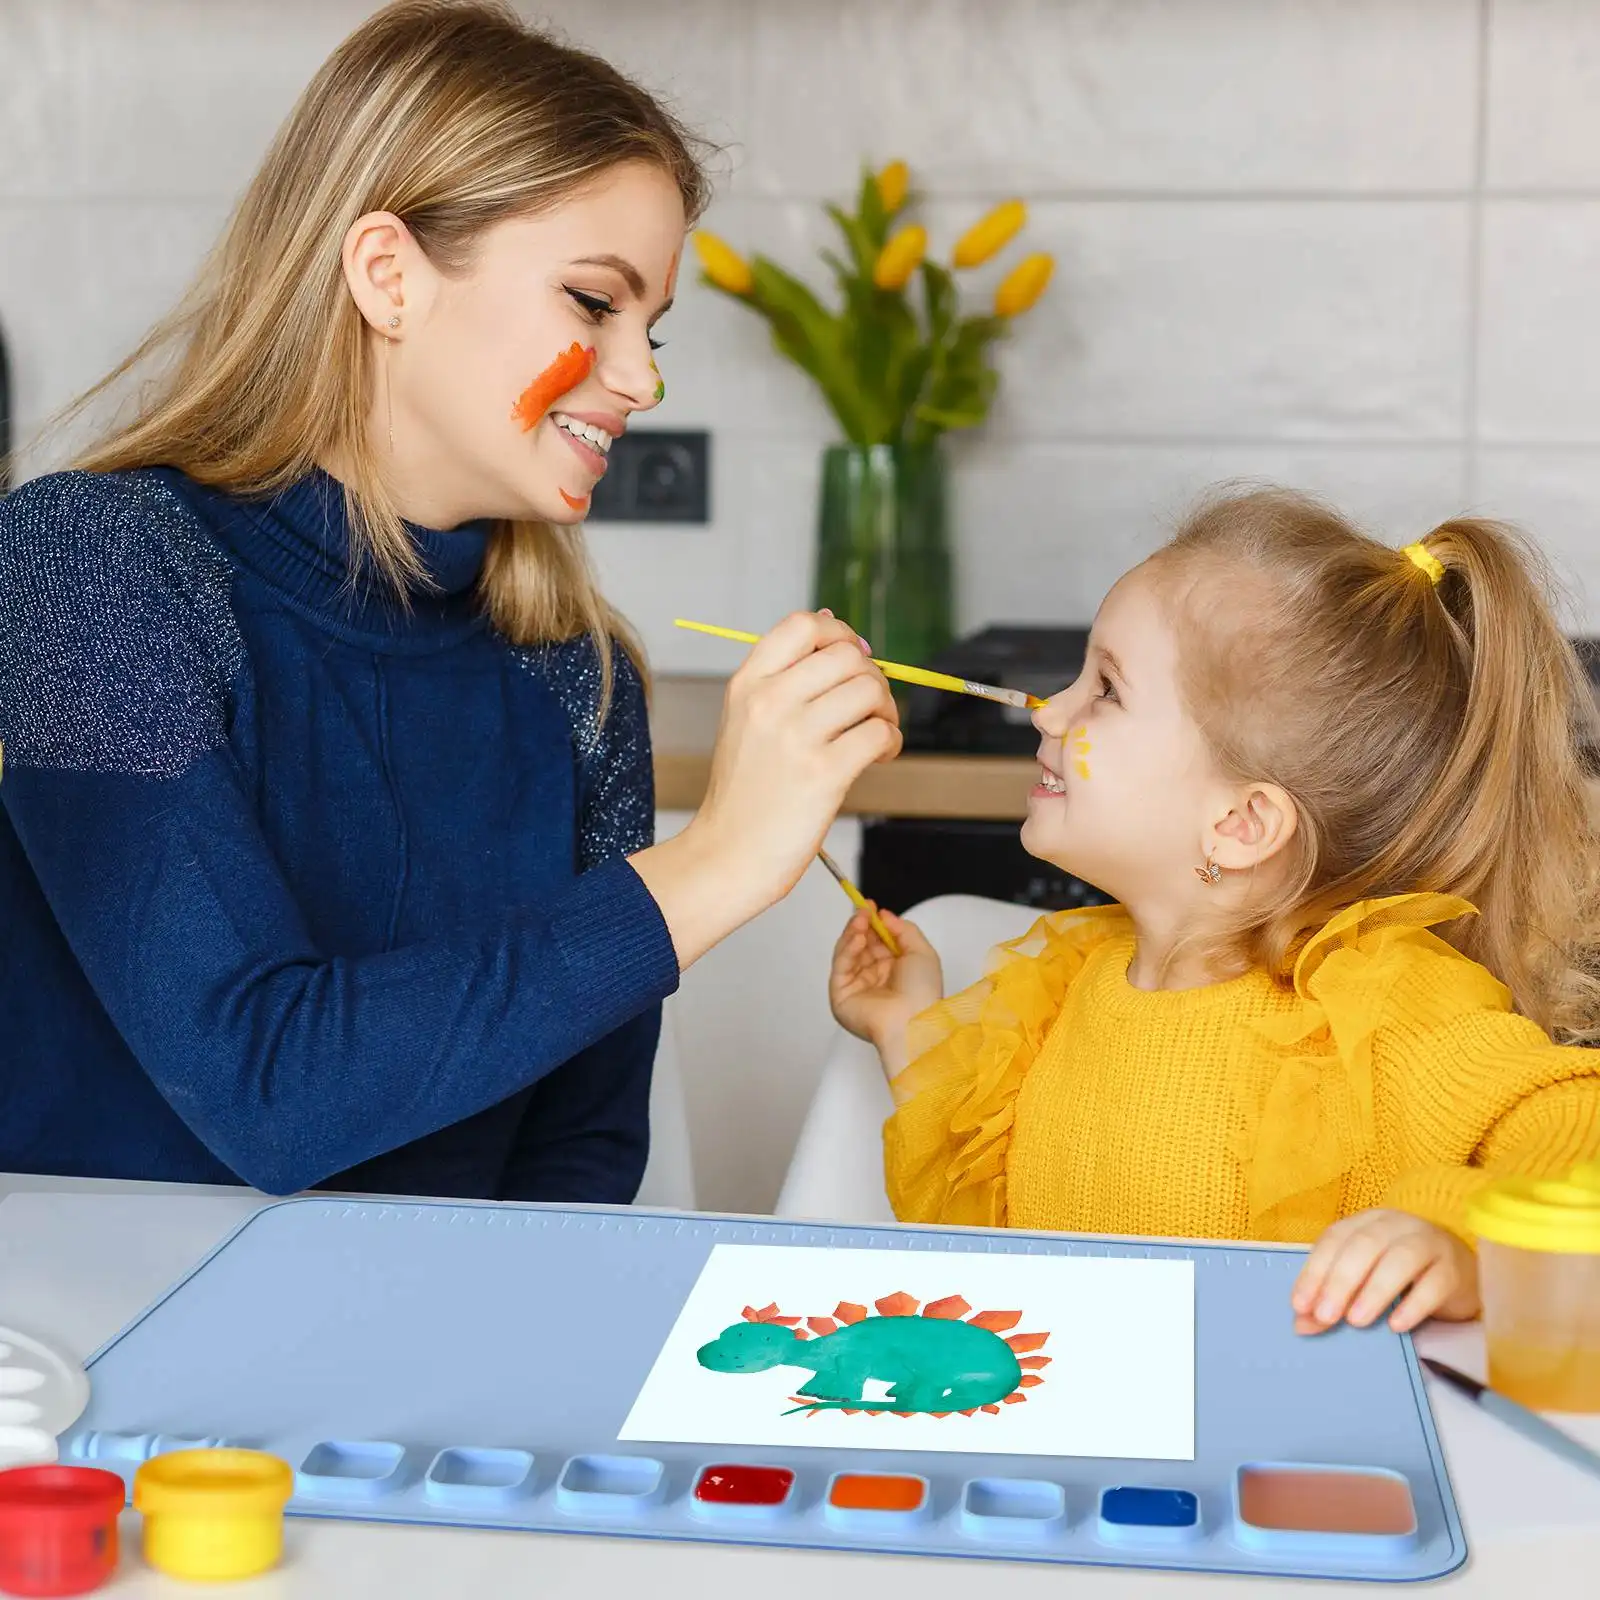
[828,1473,925,1513]
[1237,1467,1415,1536]
[1101,1485,1198,1529]
[693,1465,794,1507]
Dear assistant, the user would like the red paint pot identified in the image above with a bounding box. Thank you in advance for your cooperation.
[0,1466,125,1597]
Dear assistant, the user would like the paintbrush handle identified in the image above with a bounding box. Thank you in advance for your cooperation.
[1479,1391,1600,1481]
[674,620,1045,711]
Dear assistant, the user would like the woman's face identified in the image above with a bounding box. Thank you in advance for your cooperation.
[364,160,686,529]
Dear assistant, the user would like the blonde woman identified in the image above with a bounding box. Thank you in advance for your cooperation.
[0,2,898,1199]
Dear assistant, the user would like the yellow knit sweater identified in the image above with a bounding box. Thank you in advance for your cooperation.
[884,893,1600,1244]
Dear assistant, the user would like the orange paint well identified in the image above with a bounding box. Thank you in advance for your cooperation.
[829,1474,925,1513]
[511,341,596,432]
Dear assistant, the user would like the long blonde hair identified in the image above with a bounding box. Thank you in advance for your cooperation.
[63,0,712,718]
[1154,486,1600,1042]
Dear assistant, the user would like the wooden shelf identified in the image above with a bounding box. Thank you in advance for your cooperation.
[651,675,1033,820]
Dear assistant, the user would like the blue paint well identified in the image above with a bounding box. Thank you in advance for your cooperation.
[1101,1487,1199,1528]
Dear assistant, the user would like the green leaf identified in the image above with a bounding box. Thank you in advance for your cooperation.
[825,202,877,281]
[856,166,888,250]
[919,261,958,345]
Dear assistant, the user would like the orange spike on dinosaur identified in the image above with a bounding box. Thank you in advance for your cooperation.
[1006,1331,1050,1353]
[874,1292,919,1317]
[967,1309,1022,1333]
[922,1295,970,1319]
[834,1302,867,1324]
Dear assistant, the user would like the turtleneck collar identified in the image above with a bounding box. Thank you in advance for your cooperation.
[215,468,493,647]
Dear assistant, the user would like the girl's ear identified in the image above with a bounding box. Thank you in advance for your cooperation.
[1209,783,1298,872]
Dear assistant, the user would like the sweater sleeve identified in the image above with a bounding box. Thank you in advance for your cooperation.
[497,639,663,1203]
[0,472,680,1195]
[1376,999,1600,1241]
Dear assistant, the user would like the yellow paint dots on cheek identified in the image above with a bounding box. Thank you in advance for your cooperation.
[1069,725,1092,781]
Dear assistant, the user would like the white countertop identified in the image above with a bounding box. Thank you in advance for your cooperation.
[3,1175,1597,1597]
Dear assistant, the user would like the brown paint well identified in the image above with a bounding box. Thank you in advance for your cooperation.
[1238,1468,1415,1536]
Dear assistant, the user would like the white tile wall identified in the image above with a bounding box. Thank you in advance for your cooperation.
[7,0,1600,1209]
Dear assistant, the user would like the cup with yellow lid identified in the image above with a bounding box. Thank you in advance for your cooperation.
[1468,1165,1600,1413]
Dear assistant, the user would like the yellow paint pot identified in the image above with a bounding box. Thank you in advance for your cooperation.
[133,1449,293,1581]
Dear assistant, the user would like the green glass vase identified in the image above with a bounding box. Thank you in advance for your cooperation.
[812,442,953,669]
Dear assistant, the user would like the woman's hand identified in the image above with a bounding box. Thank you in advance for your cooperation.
[631,612,901,969]
[1291,1209,1481,1335]
[828,905,943,1078]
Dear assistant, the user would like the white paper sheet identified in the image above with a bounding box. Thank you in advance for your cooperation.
[620,1244,1195,1461]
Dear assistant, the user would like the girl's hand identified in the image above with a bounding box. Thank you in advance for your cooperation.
[828,905,943,1075]
[1291,1209,1481,1335]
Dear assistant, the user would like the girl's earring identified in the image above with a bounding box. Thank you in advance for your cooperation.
[1193,852,1222,887]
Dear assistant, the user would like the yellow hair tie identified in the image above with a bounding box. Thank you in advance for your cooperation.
[1403,542,1444,585]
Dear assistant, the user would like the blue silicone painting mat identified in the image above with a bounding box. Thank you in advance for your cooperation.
[62,1199,1465,1583]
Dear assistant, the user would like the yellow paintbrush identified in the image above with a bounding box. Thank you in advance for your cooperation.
[674,619,1046,711]
[817,848,900,956]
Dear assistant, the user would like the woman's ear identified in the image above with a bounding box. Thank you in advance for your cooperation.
[341,210,425,334]
[1209,782,1299,872]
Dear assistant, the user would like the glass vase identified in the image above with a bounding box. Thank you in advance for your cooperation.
[812,442,953,670]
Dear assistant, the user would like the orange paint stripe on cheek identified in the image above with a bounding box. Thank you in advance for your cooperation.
[511,341,597,432]
[664,246,681,302]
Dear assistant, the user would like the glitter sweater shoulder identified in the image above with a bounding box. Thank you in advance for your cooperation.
[884,897,1600,1243]
[0,468,678,1198]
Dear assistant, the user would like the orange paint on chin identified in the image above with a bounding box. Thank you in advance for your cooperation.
[511,341,596,432]
[559,489,589,511]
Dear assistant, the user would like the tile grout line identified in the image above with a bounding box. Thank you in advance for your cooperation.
[1461,0,1494,508]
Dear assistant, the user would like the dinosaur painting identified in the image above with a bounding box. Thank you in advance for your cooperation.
[695,1292,1051,1419]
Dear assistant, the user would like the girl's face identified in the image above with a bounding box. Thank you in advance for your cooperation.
[367,160,685,529]
[1023,565,1229,908]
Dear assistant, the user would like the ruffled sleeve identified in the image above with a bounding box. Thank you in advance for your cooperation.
[883,905,1131,1228]
[1236,891,1494,1241]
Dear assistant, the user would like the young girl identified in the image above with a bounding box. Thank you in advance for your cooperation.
[831,486,1600,1335]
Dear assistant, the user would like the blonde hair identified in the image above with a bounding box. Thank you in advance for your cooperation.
[1153,485,1600,1042]
[63,0,712,719]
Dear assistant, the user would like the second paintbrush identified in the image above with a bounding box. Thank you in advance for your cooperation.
[674,619,1045,711]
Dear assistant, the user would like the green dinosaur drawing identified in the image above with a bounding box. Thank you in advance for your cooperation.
[695,1292,1051,1417]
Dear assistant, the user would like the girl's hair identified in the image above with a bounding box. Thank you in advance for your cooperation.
[62,0,714,717]
[1153,485,1600,1043]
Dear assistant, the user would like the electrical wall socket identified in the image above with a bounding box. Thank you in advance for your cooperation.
[585,428,709,524]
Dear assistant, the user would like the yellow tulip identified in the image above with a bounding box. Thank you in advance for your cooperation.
[994,252,1054,317]
[952,199,1027,269]
[872,225,927,291]
[693,230,754,296]
[875,159,910,215]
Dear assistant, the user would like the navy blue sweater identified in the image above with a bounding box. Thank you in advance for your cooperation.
[0,468,680,1198]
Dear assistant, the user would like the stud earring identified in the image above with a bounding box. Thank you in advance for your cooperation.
[386,314,400,330]
[1193,853,1222,886]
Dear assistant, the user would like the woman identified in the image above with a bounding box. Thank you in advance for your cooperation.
[0,1,899,1201]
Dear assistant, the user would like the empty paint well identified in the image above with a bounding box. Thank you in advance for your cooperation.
[555,1455,663,1515]
[1234,1465,1417,1559]
[960,1477,1066,1541]
[1098,1485,1201,1547]
[70,1431,154,1464]
[825,1473,929,1534]
[423,1448,535,1510]
[296,1441,406,1502]
[691,1465,795,1522]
